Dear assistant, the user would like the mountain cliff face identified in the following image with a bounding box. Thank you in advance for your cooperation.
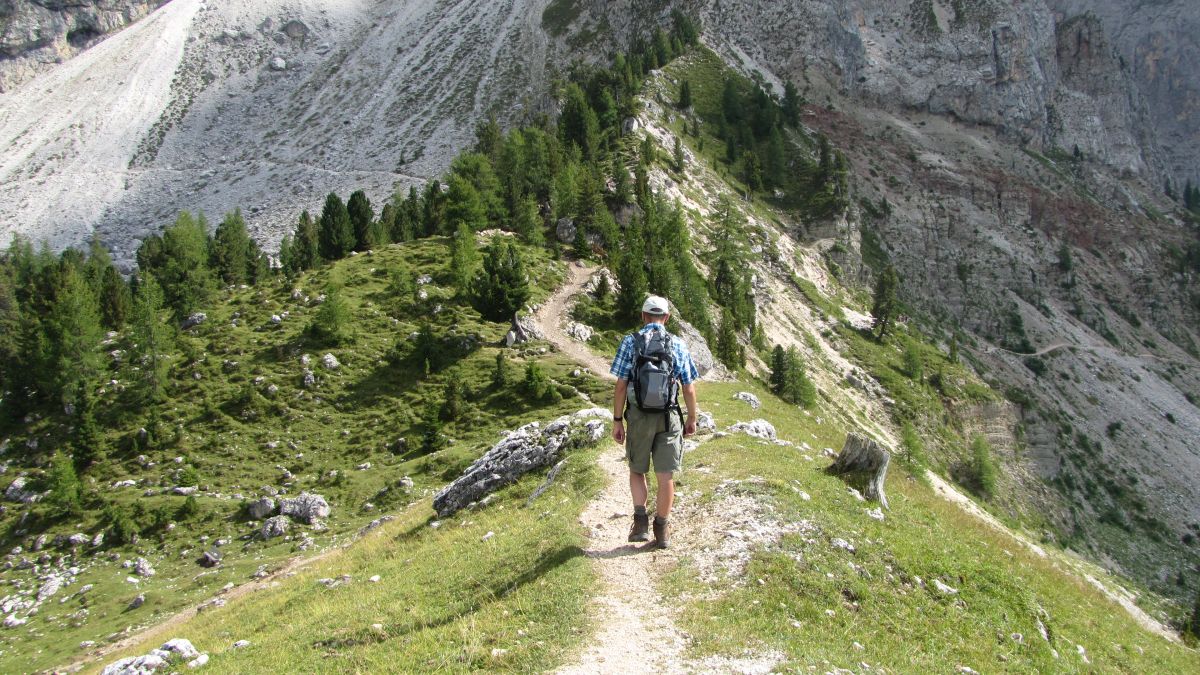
[0,0,169,91]
[1048,0,1200,186]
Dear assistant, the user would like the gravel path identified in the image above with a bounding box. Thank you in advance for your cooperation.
[535,260,615,379]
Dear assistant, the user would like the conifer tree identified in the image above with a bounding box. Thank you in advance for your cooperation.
[560,83,600,160]
[72,388,103,471]
[444,174,488,233]
[211,209,252,285]
[450,152,506,225]
[742,150,763,191]
[294,210,320,271]
[309,284,352,346]
[98,264,130,329]
[159,211,215,318]
[440,369,466,421]
[613,154,632,204]
[492,351,510,388]
[318,193,355,260]
[678,79,692,109]
[782,80,801,127]
[674,136,685,174]
[47,264,103,405]
[616,236,648,322]
[871,264,900,342]
[513,195,544,246]
[716,308,744,368]
[129,273,171,403]
[769,344,787,394]
[449,222,480,296]
[278,234,298,279]
[347,190,375,251]
[46,451,83,517]
[949,335,959,364]
[472,241,530,321]
[419,400,445,454]
[788,347,816,407]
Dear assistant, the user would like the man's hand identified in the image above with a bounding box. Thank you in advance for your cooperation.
[612,421,625,444]
[684,416,697,437]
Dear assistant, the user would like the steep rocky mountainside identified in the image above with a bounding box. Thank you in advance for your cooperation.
[0,0,1197,598]
[1048,0,1200,184]
[0,0,169,91]
[0,0,556,259]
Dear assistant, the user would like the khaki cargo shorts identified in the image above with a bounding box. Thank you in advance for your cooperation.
[624,400,683,475]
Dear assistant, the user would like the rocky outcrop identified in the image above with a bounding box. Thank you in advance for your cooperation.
[433,409,608,518]
[672,316,724,380]
[279,493,330,524]
[0,0,169,91]
[100,637,207,674]
[505,312,543,347]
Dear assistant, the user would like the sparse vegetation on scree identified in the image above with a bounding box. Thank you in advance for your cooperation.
[0,11,1197,674]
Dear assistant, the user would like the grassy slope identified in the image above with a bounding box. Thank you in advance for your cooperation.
[669,381,1199,672]
[0,236,609,673]
[86,447,603,673]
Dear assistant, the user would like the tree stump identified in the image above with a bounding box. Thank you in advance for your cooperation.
[828,433,890,509]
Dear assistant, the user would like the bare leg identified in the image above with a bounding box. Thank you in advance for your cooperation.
[629,472,648,509]
[655,472,674,518]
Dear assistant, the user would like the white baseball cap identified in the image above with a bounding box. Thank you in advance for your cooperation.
[642,295,670,315]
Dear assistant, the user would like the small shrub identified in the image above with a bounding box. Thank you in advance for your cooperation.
[176,495,201,521]
[45,452,83,517]
[900,422,928,475]
[104,503,138,545]
[308,285,353,345]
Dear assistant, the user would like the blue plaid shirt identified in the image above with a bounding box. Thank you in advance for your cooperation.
[610,323,699,384]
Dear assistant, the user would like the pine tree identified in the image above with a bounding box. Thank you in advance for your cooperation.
[444,174,488,233]
[871,264,900,342]
[211,209,252,285]
[764,126,787,189]
[419,400,445,454]
[782,80,801,127]
[278,234,297,278]
[129,273,171,403]
[294,210,320,270]
[674,136,685,174]
[769,344,787,394]
[449,222,480,296]
[560,83,600,160]
[613,154,632,204]
[741,150,762,191]
[903,340,924,382]
[440,369,466,421]
[492,351,510,388]
[318,193,355,260]
[472,241,530,321]
[159,211,215,318]
[783,346,816,407]
[347,190,375,251]
[47,264,103,406]
[98,264,130,329]
[616,237,648,322]
[308,285,352,345]
[678,79,692,109]
[513,195,544,246]
[72,388,103,471]
[46,451,83,517]
[716,308,744,368]
[949,335,959,364]
[817,134,833,185]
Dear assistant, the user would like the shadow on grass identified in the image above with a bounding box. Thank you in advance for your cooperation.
[310,545,586,650]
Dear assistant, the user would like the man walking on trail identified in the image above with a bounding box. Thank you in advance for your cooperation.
[610,295,699,549]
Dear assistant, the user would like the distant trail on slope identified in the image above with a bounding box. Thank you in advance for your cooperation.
[534,261,615,380]
[555,443,690,674]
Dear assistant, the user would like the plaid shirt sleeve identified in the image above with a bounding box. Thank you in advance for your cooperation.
[673,339,699,385]
[610,335,635,380]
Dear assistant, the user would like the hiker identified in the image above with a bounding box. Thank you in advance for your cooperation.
[610,295,699,549]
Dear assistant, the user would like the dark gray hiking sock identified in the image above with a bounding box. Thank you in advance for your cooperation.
[654,515,667,525]
[634,505,647,516]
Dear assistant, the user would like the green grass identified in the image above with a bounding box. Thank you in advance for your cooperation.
[667,381,1200,673]
[85,445,604,673]
[0,238,594,672]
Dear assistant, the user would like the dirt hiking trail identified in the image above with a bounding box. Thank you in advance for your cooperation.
[535,261,613,377]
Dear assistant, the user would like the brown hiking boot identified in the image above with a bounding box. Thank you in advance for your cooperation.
[628,512,650,542]
[653,517,669,549]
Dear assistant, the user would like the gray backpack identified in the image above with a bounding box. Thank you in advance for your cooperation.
[631,331,682,423]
